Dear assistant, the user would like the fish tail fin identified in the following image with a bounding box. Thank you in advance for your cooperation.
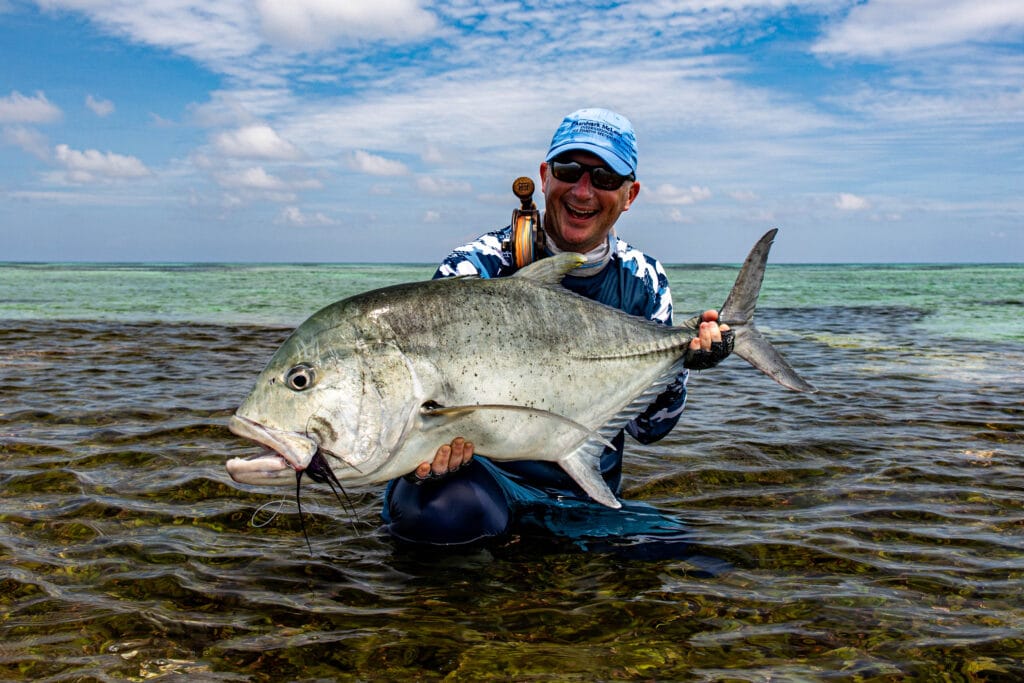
[732,324,817,393]
[719,229,817,393]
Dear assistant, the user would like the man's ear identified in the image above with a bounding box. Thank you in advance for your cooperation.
[622,180,640,211]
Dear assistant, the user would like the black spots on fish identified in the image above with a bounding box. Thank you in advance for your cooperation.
[285,363,316,392]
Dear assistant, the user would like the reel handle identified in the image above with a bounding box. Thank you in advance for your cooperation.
[504,177,544,269]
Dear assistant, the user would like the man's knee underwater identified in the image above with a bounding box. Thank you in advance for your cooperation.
[383,460,511,545]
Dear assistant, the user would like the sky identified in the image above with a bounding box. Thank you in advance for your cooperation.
[0,0,1022,263]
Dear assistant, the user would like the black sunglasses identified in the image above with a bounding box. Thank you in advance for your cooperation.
[549,159,635,191]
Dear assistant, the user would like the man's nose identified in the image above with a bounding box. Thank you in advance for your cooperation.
[568,170,594,195]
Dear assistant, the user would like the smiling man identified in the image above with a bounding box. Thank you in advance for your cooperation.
[381,108,734,547]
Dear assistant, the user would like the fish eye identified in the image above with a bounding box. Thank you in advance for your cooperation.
[285,364,316,391]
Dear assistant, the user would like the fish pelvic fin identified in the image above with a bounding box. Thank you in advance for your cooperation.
[514,253,586,284]
[719,229,817,393]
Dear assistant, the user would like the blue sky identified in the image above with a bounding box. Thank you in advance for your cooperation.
[1,1,1021,263]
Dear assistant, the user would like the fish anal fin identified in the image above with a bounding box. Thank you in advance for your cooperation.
[559,444,622,509]
[423,401,623,508]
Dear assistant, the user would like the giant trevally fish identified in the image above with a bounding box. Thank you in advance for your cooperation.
[227,229,815,509]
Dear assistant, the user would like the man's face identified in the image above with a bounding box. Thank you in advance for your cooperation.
[540,150,640,254]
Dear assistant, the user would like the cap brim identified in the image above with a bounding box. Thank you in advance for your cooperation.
[546,142,634,177]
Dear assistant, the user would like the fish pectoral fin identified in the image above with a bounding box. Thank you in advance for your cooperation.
[559,443,622,509]
[420,402,615,450]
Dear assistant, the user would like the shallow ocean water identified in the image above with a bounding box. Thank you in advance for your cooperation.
[1,262,1022,681]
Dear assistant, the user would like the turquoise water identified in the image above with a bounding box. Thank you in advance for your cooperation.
[3,262,1020,341]
[1,261,1022,680]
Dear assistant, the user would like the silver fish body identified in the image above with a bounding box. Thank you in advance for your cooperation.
[227,229,814,508]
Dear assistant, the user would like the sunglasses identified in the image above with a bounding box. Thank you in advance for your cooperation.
[549,159,635,191]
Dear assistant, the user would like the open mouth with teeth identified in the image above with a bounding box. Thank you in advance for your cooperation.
[565,202,599,220]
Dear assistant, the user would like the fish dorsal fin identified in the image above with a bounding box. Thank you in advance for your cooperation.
[514,253,585,284]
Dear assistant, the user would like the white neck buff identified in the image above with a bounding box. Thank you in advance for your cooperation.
[544,231,613,277]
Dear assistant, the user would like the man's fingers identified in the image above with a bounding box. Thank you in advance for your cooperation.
[448,437,474,469]
[698,321,719,350]
[421,438,475,479]
[431,444,451,476]
[449,437,464,466]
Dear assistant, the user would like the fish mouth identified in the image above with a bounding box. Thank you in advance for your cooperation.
[226,414,318,486]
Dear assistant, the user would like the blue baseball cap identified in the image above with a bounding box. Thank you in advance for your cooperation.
[545,108,637,177]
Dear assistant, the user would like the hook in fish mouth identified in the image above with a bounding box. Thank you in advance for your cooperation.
[294,447,359,554]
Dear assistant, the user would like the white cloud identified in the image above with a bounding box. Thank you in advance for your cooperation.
[421,144,446,165]
[645,183,712,205]
[35,0,263,76]
[350,150,409,176]
[85,94,115,117]
[814,0,1024,58]
[216,165,320,191]
[223,166,286,190]
[53,143,150,183]
[277,205,336,226]
[0,91,62,124]
[836,193,870,211]
[214,124,301,160]
[2,125,51,160]
[667,208,694,224]
[730,190,760,202]
[256,0,438,50]
[416,175,472,195]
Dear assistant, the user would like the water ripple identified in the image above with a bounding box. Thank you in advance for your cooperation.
[2,307,1023,680]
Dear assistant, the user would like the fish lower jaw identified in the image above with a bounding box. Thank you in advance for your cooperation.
[227,414,317,471]
[225,452,297,486]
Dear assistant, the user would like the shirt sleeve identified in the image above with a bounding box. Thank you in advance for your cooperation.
[434,227,514,279]
[625,254,689,444]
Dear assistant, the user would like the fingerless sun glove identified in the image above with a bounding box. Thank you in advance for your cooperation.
[683,329,735,371]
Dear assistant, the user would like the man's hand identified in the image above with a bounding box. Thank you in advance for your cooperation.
[408,437,475,483]
[684,309,735,370]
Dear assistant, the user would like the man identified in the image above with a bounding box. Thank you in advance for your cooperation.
[382,108,733,546]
